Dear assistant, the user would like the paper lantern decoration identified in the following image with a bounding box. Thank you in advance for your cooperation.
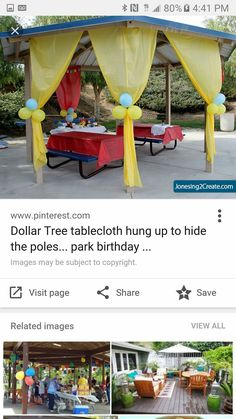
[25,376,34,386]
[70,361,75,368]
[10,353,17,363]
[81,357,86,363]
[16,371,24,380]
[25,367,35,377]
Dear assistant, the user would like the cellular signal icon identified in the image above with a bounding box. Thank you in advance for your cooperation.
[153,5,161,12]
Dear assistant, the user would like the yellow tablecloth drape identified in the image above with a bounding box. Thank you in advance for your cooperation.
[30,32,83,172]
[164,32,222,163]
[89,27,157,187]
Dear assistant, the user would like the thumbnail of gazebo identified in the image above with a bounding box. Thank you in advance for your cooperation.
[4,341,110,414]
[0,16,236,188]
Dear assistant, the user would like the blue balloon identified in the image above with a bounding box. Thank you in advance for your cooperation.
[26,98,38,111]
[67,107,74,114]
[119,93,133,108]
[25,367,35,377]
[66,114,73,123]
[214,93,226,105]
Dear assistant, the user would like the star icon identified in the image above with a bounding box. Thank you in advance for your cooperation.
[176,285,192,300]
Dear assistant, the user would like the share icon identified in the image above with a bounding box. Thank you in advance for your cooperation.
[97,286,109,299]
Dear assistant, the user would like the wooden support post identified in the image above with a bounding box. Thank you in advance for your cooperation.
[102,361,105,385]
[22,342,29,414]
[8,363,12,398]
[12,361,16,404]
[36,167,43,184]
[206,160,213,173]
[204,102,207,153]
[88,356,92,389]
[165,64,171,124]
[24,55,33,163]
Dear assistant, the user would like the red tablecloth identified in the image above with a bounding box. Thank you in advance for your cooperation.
[116,123,184,145]
[47,132,124,168]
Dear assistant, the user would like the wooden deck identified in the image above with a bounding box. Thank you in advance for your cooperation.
[112,379,226,414]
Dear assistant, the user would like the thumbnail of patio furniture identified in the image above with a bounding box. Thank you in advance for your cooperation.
[134,377,162,399]
[187,374,207,397]
[178,370,188,387]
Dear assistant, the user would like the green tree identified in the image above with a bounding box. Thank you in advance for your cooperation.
[204,16,236,99]
[203,345,233,372]
[82,71,107,119]
[138,68,204,113]
[33,16,92,26]
[0,17,24,90]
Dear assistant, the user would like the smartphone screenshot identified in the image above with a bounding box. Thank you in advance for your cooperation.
[0,0,235,418]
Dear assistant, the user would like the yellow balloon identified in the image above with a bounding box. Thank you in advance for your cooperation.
[127,105,142,120]
[217,104,226,115]
[16,371,24,380]
[60,109,67,117]
[32,109,46,122]
[73,112,77,119]
[207,103,218,115]
[112,105,127,119]
[81,357,86,363]
[18,107,32,120]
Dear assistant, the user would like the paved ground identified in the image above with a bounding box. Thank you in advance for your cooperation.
[4,398,110,415]
[0,129,236,199]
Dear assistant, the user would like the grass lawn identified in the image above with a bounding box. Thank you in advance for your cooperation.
[102,117,221,131]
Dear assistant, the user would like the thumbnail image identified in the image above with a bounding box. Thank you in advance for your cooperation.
[0,16,236,199]
[112,342,233,414]
[3,342,110,415]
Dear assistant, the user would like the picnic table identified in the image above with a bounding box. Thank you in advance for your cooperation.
[116,123,184,155]
[47,131,124,178]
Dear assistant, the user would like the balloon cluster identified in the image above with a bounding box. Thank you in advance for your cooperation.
[18,99,46,122]
[60,107,77,123]
[15,367,35,387]
[207,93,226,115]
[112,93,142,120]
